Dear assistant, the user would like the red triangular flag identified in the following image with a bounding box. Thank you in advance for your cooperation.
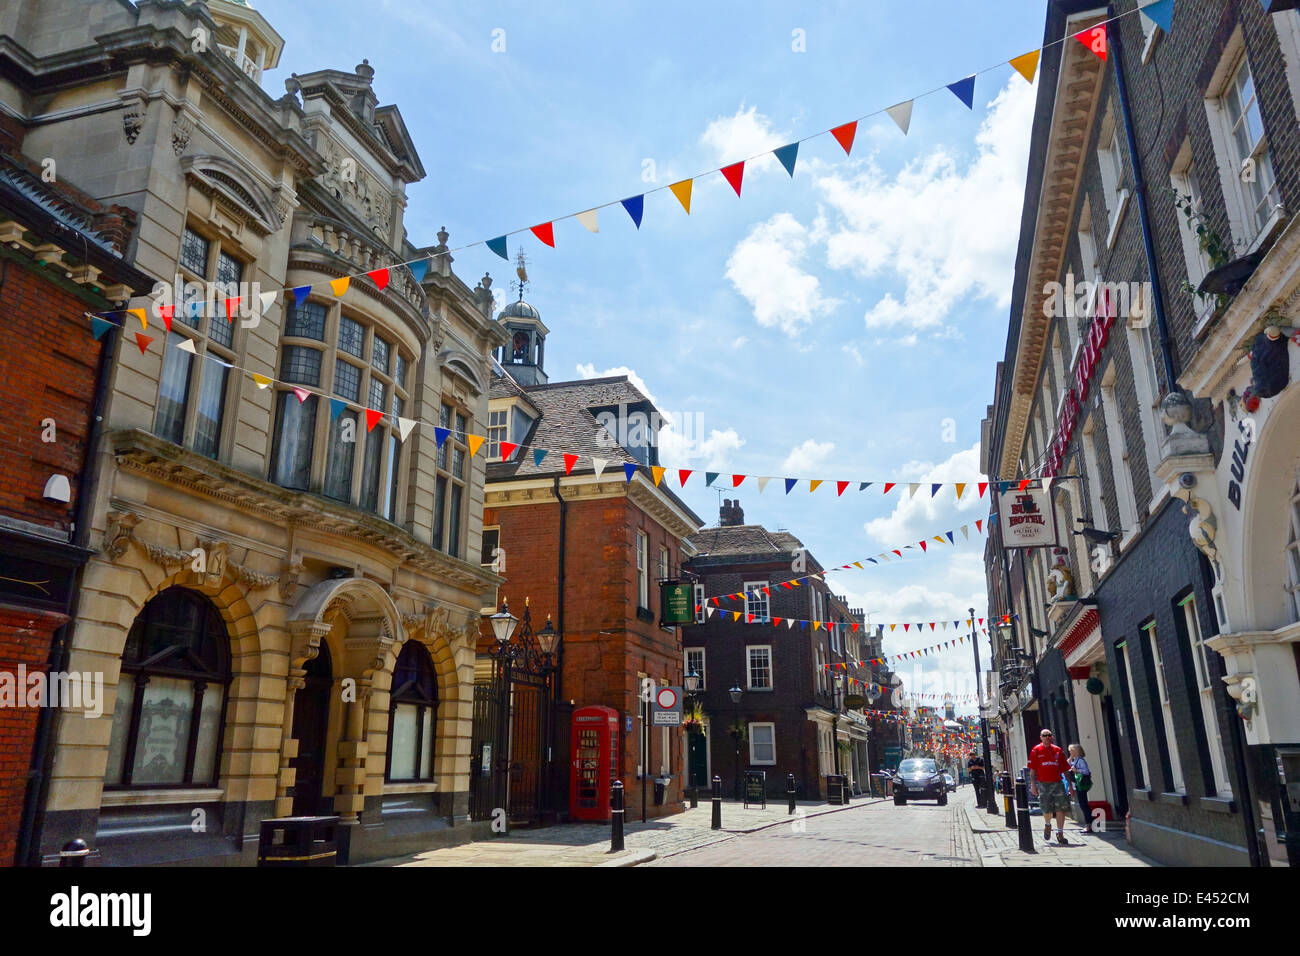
[531,222,555,247]
[679,469,693,487]
[773,617,782,627]
[1075,25,1107,61]
[919,540,928,552]
[158,304,174,331]
[368,268,390,290]
[563,453,578,474]
[836,481,849,497]
[732,474,745,487]
[747,614,754,623]
[883,482,895,494]
[904,624,911,632]
[134,332,153,353]
[831,121,858,155]
[976,519,984,532]
[978,481,988,498]
[365,408,383,431]
[500,441,517,460]
[720,161,744,196]
[224,297,240,321]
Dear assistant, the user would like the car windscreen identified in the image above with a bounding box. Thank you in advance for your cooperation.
[898,759,936,774]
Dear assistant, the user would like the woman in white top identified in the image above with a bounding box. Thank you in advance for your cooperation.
[1068,743,1092,829]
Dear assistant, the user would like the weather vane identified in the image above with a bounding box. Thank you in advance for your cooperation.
[512,249,529,301]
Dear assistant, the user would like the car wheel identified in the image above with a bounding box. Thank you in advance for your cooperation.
[894,796,906,806]
[938,793,948,806]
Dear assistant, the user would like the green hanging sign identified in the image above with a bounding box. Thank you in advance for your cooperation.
[660,582,695,626]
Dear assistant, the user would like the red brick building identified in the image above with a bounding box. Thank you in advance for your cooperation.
[479,301,701,821]
[0,137,153,865]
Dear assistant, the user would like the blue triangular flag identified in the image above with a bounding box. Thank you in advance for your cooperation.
[946,531,955,544]
[486,236,509,260]
[867,558,878,564]
[931,483,942,497]
[1141,0,1174,32]
[434,426,451,448]
[623,463,638,482]
[621,195,644,229]
[90,316,115,340]
[859,482,872,491]
[533,448,548,467]
[947,75,976,110]
[408,258,430,283]
[705,472,718,487]
[785,478,797,494]
[773,143,799,177]
[799,621,807,630]
[293,286,311,308]
[188,299,203,317]
[329,398,347,420]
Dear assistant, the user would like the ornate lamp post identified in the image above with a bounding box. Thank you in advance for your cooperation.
[729,682,743,800]
[831,672,844,776]
[970,607,997,815]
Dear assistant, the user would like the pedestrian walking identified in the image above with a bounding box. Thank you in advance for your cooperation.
[1028,728,1073,846]
[1068,743,1093,830]
[966,750,986,804]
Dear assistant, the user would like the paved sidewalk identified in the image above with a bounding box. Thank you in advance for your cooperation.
[369,795,883,867]
[953,788,1160,867]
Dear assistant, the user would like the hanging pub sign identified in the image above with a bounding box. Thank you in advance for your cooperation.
[660,582,695,625]
[998,482,1059,548]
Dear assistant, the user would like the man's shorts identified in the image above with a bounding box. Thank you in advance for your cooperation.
[1037,779,1070,814]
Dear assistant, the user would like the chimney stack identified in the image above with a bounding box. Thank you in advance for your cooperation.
[719,499,745,527]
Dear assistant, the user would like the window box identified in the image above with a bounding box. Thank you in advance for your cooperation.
[636,606,654,623]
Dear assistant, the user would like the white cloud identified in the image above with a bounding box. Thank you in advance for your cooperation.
[842,342,865,366]
[863,442,988,545]
[725,213,839,334]
[660,426,745,471]
[781,438,835,476]
[700,104,786,174]
[814,77,1036,330]
[575,362,658,407]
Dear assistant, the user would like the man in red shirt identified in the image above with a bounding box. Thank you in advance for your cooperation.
[1028,728,1072,845]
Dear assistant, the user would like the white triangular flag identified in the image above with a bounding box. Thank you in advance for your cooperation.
[397,416,417,441]
[176,337,197,355]
[908,483,920,498]
[786,618,794,629]
[885,99,914,135]
[757,476,771,493]
[259,290,278,314]
[576,209,599,233]
[592,458,608,480]
[1042,477,1053,495]
[960,524,970,540]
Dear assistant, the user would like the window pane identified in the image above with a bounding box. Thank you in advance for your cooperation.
[180,284,204,329]
[180,228,209,276]
[334,359,361,401]
[361,426,383,512]
[154,335,193,444]
[323,411,357,501]
[193,361,227,458]
[130,676,194,786]
[271,393,317,490]
[372,335,390,375]
[420,707,435,779]
[280,346,322,386]
[208,305,234,348]
[385,434,401,521]
[105,676,135,785]
[368,377,386,412]
[286,301,327,340]
[453,445,465,480]
[448,482,463,557]
[390,703,418,780]
[433,476,447,549]
[215,250,242,286]
[190,687,225,784]
[339,316,364,358]
[395,352,407,390]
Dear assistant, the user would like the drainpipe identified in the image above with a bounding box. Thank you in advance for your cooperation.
[1109,9,1178,392]
[552,475,567,702]
[17,306,120,867]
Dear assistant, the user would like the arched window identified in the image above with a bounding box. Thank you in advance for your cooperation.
[105,588,231,788]
[385,641,438,782]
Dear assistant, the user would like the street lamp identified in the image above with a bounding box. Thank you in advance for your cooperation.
[489,601,520,644]
[831,673,844,777]
[684,668,700,696]
[970,606,997,816]
[729,682,743,800]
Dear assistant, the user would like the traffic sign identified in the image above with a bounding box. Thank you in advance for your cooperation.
[651,685,683,725]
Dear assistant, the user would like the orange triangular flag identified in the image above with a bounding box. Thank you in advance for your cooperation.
[651,465,665,486]
[133,332,153,353]
[330,277,350,297]
[1009,50,1040,83]
[670,179,693,214]
[809,480,822,493]
[466,434,485,457]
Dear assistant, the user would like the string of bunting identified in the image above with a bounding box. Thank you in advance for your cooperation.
[703,604,991,645]
[90,5,1168,327]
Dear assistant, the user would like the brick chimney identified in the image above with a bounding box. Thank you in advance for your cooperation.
[719,498,744,526]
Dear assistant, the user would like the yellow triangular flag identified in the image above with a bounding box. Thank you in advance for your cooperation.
[127,308,147,330]
[809,479,823,493]
[1010,50,1040,84]
[933,535,944,544]
[670,179,693,214]
[732,611,741,622]
[466,434,485,457]
[330,276,350,297]
[853,561,862,569]
[813,621,821,631]
[252,373,272,389]
[651,465,665,486]
[890,624,897,632]
[791,579,801,587]
[955,482,967,499]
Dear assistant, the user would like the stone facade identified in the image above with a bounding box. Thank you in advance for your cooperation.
[1,0,504,864]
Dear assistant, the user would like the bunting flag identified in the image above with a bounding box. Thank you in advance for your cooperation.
[830,121,857,155]
[434,427,451,448]
[947,75,976,109]
[367,268,390,290]
[408,259,430,283]
[157,304,175,331]
[757,476,771,493]
[90,316,115,340]
[487,236,509,260]
[329,398,347,420]
[293,286,311,307]
[500,441,518,461]
[365,408,383,431]
[785,478,797,494]
[127,308,147,330]
[1141,0,1174,34]
[134,332,153,353]
[678,469,692,487]
[732,474,745,487]
[1009,50,1040,84]
[397,417,418,441]
[670,179,694,214]
[809,480,823,493]
[252,373,272,389]
[562,453,578,475]
[886,100,914,135]
[774,143,799,177]
[592,458,608,480]
[329,277,350,297]
[224,297,240,321]
[624,463,638,482]
[292,386,310,404]
[720,161,745,196]
[467,435,485,457]
[621,196,644,228]
[259,290,278,315]
[836,481,849,497]
[1075,24,1107,61]
[704,608,986,659]
[576,209,599,233]
[531,222,555,247]
[651,465,666,486]
[533,448,548,467]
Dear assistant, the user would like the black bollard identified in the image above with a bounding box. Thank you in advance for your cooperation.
[711,775,722,830]
[610,780,625,852]
[690,786,698,809]
[59,839,90,868]
[1002,771,1015,828]
[787,773,796,815]
[1014,773,1035,853]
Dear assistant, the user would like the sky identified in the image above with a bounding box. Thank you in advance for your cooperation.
[253,0,1056,714]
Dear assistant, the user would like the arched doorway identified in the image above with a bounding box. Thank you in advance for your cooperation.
[291,640,332,816]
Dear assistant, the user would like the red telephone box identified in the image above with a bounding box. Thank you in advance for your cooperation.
[570,705,619,821]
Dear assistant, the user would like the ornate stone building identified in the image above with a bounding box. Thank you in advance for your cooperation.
[1,0,504,864]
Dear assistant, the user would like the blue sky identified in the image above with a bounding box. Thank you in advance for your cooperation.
[255,0,1057,711]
